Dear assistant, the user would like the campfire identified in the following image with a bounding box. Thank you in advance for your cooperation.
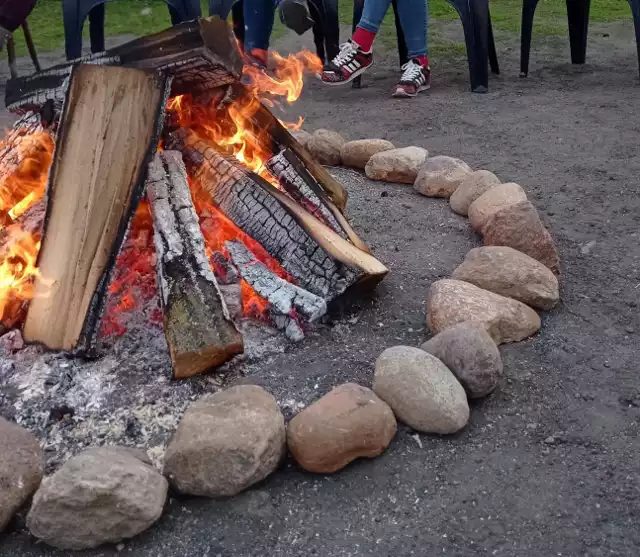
[0,17,388,379]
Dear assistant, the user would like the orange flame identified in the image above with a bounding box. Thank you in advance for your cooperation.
[0,130,53,327]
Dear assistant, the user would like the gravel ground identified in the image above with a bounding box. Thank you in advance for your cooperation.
[1,19,640,557]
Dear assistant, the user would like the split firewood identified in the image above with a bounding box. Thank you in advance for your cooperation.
[225,239,327,322]
[147,151,243,379]
[23,65,171,351]
[5,17,243,114]
[174,135,388,301]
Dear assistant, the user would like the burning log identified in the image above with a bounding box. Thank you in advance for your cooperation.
[176,136,388,301]
[225,239,326,322]
[147,151,243,379]
[5,17,243,114]
[22,64,171,351]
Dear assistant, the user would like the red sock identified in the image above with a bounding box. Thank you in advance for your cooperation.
[415,55,430,68]
[414,56,429,68]
[249,48,268,65]
[352,27,376,52]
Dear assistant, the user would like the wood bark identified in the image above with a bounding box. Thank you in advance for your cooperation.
[5,17,243,114]
[147,151,243,378]
[23,64,171,351]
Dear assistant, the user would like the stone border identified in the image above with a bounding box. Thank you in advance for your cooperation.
[1,130,562,550]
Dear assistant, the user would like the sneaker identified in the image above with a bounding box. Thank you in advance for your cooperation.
[392,59,431,98]
[278,0,314,35]
[321,40,373,85]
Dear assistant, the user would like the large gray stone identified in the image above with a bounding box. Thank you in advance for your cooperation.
[365,146,428,184]
[287,383,397,473]
[427,279,541,344]
[421,322,503,398]
[0,418,43,532]
[449,170,501,216]
[163,385,285,497]
[373,346,469,434]
[340,139,395,169]
[307,129,346,166]
[414,155,472,198]
[26,447,167,550]
[452,246,559,310]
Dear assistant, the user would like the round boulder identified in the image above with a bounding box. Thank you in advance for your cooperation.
[373,346,469,434]
[26,447,167,550]
[287,383,397,473]
[340,139,395,169]
[0,418,43,532]
[163,385,286,497]
[468,183,527,233]
[451,246,559,310]
[421,322,503,398]
[449,169,501,216]
[413,155,472,198]
[427,279,541,344]
[307,129,346,166]
[365,146,428,184]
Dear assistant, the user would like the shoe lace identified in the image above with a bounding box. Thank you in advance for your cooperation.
[331,41,358,66]
[400,60,423,82]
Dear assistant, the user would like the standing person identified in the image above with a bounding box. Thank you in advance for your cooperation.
[320,0,430,98]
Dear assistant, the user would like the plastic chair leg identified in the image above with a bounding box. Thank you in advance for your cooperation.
[448,0,490,92]
[6,36,17,78]
[566,0,590,64]
[488,12,499,74]
[520,0,540,76]
[22,20,41,72]
[89,3,105,53]
[630,0,640,79]
[320,0,340,61]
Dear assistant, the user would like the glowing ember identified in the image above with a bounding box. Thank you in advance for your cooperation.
[101,200,161,337]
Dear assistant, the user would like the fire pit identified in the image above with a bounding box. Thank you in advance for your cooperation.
[0,17,388,381]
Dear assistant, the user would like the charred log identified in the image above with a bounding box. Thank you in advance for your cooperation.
[6,17,243,114]
[147,151,243,379]
[23,65,171,352]
[225,239,326,322]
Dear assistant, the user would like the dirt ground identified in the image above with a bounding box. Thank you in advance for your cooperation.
[1,19,640,557]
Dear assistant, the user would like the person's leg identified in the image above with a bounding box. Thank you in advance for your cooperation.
[209,0,238,18]
[231,1,245,47]
[391,0,430,97]
[320,0,391,84]
[243,0,275,67]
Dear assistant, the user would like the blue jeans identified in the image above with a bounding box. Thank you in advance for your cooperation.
[209,0,274,52]
[358,0,427,58]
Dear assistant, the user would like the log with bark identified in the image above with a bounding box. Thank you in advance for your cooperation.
[22,64,171,352]
[5,17,243,114]
[172,134,388,301]
[147,151,243,378]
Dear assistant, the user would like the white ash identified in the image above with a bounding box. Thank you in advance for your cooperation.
[0,316,287,474]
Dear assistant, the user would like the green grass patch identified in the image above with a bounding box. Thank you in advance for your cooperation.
[10,0,634,58]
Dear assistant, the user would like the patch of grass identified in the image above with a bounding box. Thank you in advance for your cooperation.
[10,0,634,58]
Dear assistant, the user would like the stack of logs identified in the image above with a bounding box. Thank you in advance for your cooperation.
[2,17,388,379]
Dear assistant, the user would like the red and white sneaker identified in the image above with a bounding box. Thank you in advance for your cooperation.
[321,40,373,85]
[392,59,431,98]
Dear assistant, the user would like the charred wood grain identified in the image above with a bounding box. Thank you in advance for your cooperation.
[147,151,243,378]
